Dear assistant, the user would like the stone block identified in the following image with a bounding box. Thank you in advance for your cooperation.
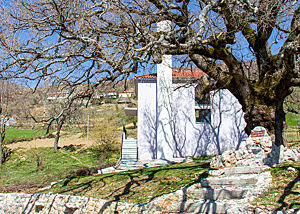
[221,166,268,176]
[98,166,116,174]
[187,187,247,200]
[200,176,258,188]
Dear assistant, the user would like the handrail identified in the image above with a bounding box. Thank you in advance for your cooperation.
[122,124,127,140]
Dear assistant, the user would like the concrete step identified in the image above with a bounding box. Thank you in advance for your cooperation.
[122,145,138,149]
[186,187,248,200]
[209,166,269,176]
[122,146,137,150]
[200,175,258,188]
[122,140,137,144]
[121,157,137,161]
[121,152,138,156]
[122,143,137,147]
[118,161,142,165]
[121,155,137,158]
[122,149,138,152]
[116,165,145,170]
[121,150,137,154]
[115,161,169,171]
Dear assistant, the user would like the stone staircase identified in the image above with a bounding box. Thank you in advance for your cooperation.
[121,138,138,161]
[145,166,272,213]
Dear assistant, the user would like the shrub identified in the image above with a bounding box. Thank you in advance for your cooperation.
[89,118,120,167]
[1,146,12,164]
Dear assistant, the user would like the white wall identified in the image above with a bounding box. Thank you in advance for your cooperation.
[138,80,157,160]
[138,80,247,160]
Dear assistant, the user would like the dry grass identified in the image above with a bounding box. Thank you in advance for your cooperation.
[252,161,300,211]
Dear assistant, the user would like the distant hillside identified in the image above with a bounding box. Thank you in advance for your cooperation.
[96,79,136,92]
[0,80,28,92]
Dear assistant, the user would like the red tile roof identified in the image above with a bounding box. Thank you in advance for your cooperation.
[125,89,135,93]
[136,70,205,79]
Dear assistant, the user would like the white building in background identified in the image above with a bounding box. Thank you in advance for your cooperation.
[135,70,247,160]
[119,90,135,98]
[0,116,17,127]
[121,20,247,161]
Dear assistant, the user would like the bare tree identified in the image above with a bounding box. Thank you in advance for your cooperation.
[48,91,88,153]
[0,80,10,165]
[0,114,5,166]
[30,84,91,153]
[0,0,299,146]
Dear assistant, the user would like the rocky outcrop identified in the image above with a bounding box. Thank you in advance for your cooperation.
[211,126,300,168]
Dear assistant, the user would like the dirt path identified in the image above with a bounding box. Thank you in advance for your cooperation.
[6,133,97,150]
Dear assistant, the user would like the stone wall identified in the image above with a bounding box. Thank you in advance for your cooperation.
[0,193,144,214]
[211,126,300,168]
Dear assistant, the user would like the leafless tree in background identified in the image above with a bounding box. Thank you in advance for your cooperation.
[0,0,299,146]
[0,80,11,165]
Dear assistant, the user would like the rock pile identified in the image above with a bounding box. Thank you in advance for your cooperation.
[211,126,300,168]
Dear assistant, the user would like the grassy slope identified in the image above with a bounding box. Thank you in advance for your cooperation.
[0,146,119,192]
[0,104,124,192]
[38,158,211,203]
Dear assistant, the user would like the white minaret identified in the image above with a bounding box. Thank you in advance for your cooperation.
[156,21,173,160]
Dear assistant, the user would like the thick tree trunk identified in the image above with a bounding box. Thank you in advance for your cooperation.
[274,100,285,146]
[243,100,285,146]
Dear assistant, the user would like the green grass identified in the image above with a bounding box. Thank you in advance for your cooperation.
[284,86,299,127]
[286,113,300,127]
[252,161,300,211]
[38,158,210,203]
[4,128,47,143]
[0,146,118,191]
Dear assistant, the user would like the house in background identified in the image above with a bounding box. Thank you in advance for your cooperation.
[135,70,247,160]
[119,89,135,98]
[47,92,68,103]
[121,21,247,161]
[97,90,118,99]
[0,115,17,127]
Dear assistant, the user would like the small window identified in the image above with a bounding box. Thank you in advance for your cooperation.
[195,109,211,123]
